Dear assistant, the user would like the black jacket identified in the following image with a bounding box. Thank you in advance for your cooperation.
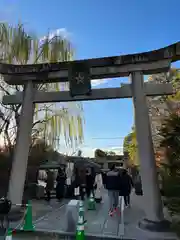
[105,170,121,190]
[86,174,95,189]
[119,174,133,196]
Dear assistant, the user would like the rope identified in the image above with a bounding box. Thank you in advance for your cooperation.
[11,203,28,207]
[12,207,28,231]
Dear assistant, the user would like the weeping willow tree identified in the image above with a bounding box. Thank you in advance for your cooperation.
[0,23,84,153]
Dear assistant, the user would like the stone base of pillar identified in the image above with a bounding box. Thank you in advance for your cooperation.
[139,218,170,232]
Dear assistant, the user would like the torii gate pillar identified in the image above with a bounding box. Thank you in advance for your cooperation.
[131,72,169,231]
[8,82,35,206]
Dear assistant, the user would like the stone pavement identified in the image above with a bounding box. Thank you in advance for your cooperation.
[22,191,178,240]
[34,191,122,238]
[7,191,179,239]
[10,199,68,230]
[123,193,178,239]
[31,199,67,221]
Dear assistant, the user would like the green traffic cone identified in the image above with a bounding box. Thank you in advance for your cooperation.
[23,201,35,231]
[76,215,85,240]
[79,200,84,216]
[79,200,87,225]
[5,229,12,240]
[88,192,96,210]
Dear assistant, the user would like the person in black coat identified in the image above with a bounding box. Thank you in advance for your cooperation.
[56,168,66,201]
[86,169,95,198]
[74,169,86,200]
[105,165,122,216]
[120,169,134,207]
[134,174,143,196]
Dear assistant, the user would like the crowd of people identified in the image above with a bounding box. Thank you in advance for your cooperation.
[45,164,135,217]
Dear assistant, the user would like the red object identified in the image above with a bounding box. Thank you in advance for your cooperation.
[12,229,16,234]
[114,207,121,216]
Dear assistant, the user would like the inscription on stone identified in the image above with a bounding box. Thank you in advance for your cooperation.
[6,62,61,74]
[0,42,179,76]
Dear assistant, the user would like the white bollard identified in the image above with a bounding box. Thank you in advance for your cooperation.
[65,199,79,232]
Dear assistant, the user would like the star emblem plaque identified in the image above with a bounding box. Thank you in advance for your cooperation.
[69,62,92,97]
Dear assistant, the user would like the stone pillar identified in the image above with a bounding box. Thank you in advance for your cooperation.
[131,72,169,231]
[8,82,35,205]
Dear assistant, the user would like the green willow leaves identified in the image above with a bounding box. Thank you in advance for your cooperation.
[0,23,84,151]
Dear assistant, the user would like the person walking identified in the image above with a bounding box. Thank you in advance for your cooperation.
[102,171,107,188]
[45,170,54,202]
[134,173,143,196]
[120,169,134,207]
[94,171,103,203]
[78,169,87,201]
[56,168,66,201]
[105,164,121,216]
[86,168,95,198]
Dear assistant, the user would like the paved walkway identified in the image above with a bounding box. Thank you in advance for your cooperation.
[31,198,67,221]
[34,191,123,237]
[5,190,178,239]
[9,199,67,231]
[28,191,178,239]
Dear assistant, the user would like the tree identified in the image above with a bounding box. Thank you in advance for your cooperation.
[159,113,180,176]
[123,127,139,166]
[148,68,180,116]
[148,68,180,163]
[124,68,180,167]
[0,138,56,197]
[0,23,84,154]
[95,149,107,158]
[95,149,117,157]
[106,151,116,156]
[159,113,180,215]
[77,149,82,157]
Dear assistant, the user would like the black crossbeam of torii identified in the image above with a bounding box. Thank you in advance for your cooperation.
[0,41,179,79]
[0,42,179,99]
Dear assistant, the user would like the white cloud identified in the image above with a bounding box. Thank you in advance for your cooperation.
[80,146,123,157]
[58,145,124,158]
[41,29,106,87]
[81,147,95,157]
[108,146,123,155]
[102,146,123,155]
[40,28,70,43]
[91,79,107,87]
[52,28,70,39]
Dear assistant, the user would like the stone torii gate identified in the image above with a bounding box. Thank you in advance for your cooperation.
[1,42,180,231]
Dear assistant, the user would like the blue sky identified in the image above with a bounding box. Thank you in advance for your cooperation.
[1,0,180,156]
